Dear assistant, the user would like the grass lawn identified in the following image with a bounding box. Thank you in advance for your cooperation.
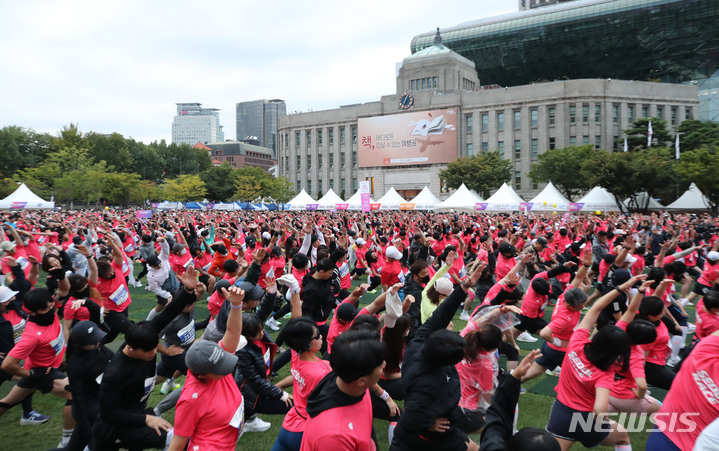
[0,267,690,450]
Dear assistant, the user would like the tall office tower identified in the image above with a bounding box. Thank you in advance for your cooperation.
[236,99,286,151]
[172,102,225,145]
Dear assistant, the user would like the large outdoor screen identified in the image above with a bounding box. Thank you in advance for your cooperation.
[358,108,458,168]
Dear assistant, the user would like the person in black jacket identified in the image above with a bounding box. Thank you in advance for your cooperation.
[479,349,559,451]
[389,264,486,451]
[90,267,201,451]
[300,257,336,353]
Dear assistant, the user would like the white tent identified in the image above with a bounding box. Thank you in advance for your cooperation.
[316,189,345,210]
[287,190,317,211]
[666,183,712,210]
[484,183,525,211]
[529,182,570,211]
[623,192,664,211]
[214,202,239,211]
[577,187,620,212]
[0,184,54,209]
[345,190,375,210]
[436,183,483,212]
[156,201,183,210]
[376,187,406,210]
[408,187,442,210]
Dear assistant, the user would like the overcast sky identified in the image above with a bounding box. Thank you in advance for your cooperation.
[0,1,515,143]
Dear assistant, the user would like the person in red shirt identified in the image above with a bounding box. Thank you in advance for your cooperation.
[686,250,719,305]
[380,246,404,291]
[168,286,246,451]
[300,330,386,451]
[531,275,642,450]
[695,289,719,340]
[92,233,133,344]
[1,229,33,284]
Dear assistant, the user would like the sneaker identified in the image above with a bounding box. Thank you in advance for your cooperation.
[667,356,681,367]
[545,367,561,377]
[687,322,696,333]
[517,331,538,343]
[134,281,143,288]
[679,297,693,307]
[459,310,471,321]
[368,289,377,293]
[519,386,527,394]
[58,431,73,448]
[243,416,271,432]
[20,410,50,425]
[160,379,180,395]
[265,317,281,331]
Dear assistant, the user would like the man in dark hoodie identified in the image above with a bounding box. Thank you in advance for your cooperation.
[300,330,386,450]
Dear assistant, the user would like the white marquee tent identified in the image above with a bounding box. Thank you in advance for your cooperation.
[484,183,525,211]
[623,192,664,211]
[345,190,375,210]
[408,186,442,210]
[529,182,570,211]
[577,187,620,212]
[376,187,406,210]
[316,189,345,210]
[665,183,712,210]
[287,190,317,211]
[436,183,483,212]
[0,183,54,209]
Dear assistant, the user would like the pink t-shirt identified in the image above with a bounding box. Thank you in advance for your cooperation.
[696,299,719,340]
[457,321,495,410]
[546,292,580,351]
[643,319,669,365]
[282,352,332,432]
[9,317,65,369]
[1,246,32,279]
[380,259,403,287]
[495,254,515,280]
[698,260,719,287]
[611,320,646,399]
[657,334,719,450]
[555,328,615,411]
[520,272,550,319]
[95,261,132,312]
[300,388,375,451]
[169,249,194,276]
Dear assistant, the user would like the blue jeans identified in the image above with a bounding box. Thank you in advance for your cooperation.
[270,426,303,451]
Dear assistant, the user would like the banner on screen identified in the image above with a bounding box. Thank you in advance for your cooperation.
[358,109,458,168]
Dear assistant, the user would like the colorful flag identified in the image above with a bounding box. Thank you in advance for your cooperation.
[675,134,680,160]
[647,121,653,147]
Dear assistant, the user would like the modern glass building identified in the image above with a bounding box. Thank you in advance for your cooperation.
[411,0,719,121]
[235,99,287,152]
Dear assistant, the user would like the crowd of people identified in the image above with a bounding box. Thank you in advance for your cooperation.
[0,208,718,451]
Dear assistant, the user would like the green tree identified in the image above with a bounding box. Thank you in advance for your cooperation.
[528,145,597,201]
[676,120,719,154]
[439,152,512,198]
[622,117,672,150]
[676,145,719,210]
[86,132,133,172]
[265,176,294,205]
[0,126,54,177]
[101,172,152,207]
[128,139,164,181]
[163,174,207,201]
[234,174,263,202]
[200,163,236,202]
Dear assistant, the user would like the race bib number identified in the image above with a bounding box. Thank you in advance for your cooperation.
[121,260,129,274]
[140,376,155,402]
[37,236,46,244]
[398,272,405,283]
[183,258,193,269]
[265,266,275,279]
[50,326,65,357]
[229,401,244,430]
[177,320,196,347]
[15,256,29,270]
[124,243,134,253]
[338,263,350,278]
[202,262,212,272]
[109,284,129,306]
[458,266,467,279]
[12,318,26,344]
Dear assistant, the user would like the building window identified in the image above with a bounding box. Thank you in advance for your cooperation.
[595,135,601,149]
[570,136,577,146]
[306,130,312,147]
[285,156,289,171]
[308,180,312,194]
[628,105,635,123]
[433,76,438,88]
[595,105,601,123]
[613,104,619,124]
[497,112,504,131]
[329,129,334,144]
[341,178,346,192]
[329,153,334,168]
[296,181,301,192]
[514,111,521,129]
[582,136,589,145]
[514,140,521,160]
[467,143,473,156]
[481,114,488,132]
[582,104,589,123]
[352,151,357,167]
[482,142,488,152]
[318,154,323,170]
[548,107,555,126]
[671,108,677,125]
[353,178,358,191]
[532,182,539,190]
[411,79,415,90]
[351,126,357,143]
[341,153,345,168]
[466,115,473,133]
[686,109,692,120]
[318,130,323,146]
[498,141,504,159]
[296,155,301,169]
[318,180,323,194]
[330,179,334,190]
[642,106,649,118]
[531,109,538,128]
[307,155,312,171]
[284,134,289,148]
[340,127,346,144]
[515,171,521,188]
[569,105,576,124]
[656,107,663,120]
[531,139,538,160]
[295,132,300,147]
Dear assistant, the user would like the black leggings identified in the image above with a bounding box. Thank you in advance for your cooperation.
[243,387,291,419]
[498,341,519,363]
[368,275,381,292]
[645,362,675,390]
[103,309,133,344]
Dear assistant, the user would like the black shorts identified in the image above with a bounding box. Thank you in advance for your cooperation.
[17,368,67,394]
[515,314,547,334]
[692,281,713,296]
[547,399,611,448]
[351,267,367,277]
[535,341,566,371]
[456,406,486,434]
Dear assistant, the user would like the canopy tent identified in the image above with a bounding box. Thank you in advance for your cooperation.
[287,190,317,211]
[436,183,483,212]
[529,182,570,211]
[376,187,407,210]
[408,186,442,211]
[184,202,207,210]
[576,187,620,212]
[623,192,664,211]
[0,183,54,209]
[316,189,345,210]
[155,201,183,210]
[665,183,712,210]
[484,183,525,211]
[345,190,375,211]
[214,202,240,211]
